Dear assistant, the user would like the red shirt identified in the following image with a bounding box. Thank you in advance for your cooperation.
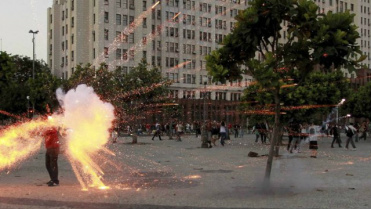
[43,127,60,149]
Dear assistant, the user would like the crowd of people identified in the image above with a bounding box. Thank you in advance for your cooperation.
[111,119,369,156]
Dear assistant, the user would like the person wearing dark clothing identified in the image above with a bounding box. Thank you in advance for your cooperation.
[234,124,239,138]
[259,123,267,144]
[44,127,60,186]
[152,123,162,140]
[345,124,357,150]
[253,123,261,143]
[288,121,300,153]
[330,125,342,148]
[195,122,201,138]
[359,122,368,141]
[220,121,227,146]
[210,122,220,146]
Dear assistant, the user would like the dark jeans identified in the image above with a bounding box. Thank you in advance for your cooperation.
[220,132,226,146]
[46,147,59,183]
[331,135,342,147]
[359,131,367,140]
[152,130,162,140]
[345,136,356,149]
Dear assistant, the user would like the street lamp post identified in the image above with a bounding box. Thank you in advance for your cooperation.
[29,30,38,117]
[201,81,209,148]
[336,98,346,124]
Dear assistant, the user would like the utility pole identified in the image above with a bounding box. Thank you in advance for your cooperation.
[29,30,39,117]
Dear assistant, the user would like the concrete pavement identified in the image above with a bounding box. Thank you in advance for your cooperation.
[0,133,370,209]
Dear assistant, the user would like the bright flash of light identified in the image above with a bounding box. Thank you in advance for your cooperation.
[0,118,58,171]
[151,1,160,9]
[184,175,202,179]
[59,84,115,190]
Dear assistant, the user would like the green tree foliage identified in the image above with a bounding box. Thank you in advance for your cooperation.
[0,52,62,120]
[64,59,171,128]
[206,0,363,184]
[343,81,371,120]
[243,71,351,125]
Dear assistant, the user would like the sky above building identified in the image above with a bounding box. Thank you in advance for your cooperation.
[0,0,52,61]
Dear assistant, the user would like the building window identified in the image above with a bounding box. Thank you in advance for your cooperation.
[116,0,121,7]
[116,14,121,25]
[116,49,122,59]
[143,18,147,28]
[104,12,109,23]
[104,47,109,58]
[104,29,109,40]
[123,15,128,26]
[143,0,147,11]
[71,51,74,61]
[71,0,74,10]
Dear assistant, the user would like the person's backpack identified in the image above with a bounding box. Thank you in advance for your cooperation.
[346,126,354,137]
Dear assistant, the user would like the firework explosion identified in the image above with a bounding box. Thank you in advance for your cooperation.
[0,84,115,190]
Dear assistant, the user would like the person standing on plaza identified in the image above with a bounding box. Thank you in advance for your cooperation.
[194,121,201,138]
[176,121,184,141]
[359,121,368,141]
[210,121,220,146]
[43,104,60,186]
[308,124,318,158]
[345,123,357,150]
[234,124,239,138]
[220,121,227,146]
[253,123,261,143]
[288,121,300,153]
[238,124,244,138]
[152,122,162,141]
[259,122,267,144]
[330,124,342,148]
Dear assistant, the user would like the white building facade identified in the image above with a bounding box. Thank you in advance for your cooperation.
[47,0,253,102]
[47,0,370,101]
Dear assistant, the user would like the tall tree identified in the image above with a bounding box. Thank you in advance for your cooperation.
[206,0,364,186]
[0,52,62,120]
[343,81,371,121]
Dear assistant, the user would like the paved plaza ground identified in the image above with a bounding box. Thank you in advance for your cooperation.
[0,133,370,209]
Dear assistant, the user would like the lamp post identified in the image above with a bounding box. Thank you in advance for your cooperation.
[201,80,209,148]
[26,96,30,118]
[336,98,346,124]
[29,30,38,117]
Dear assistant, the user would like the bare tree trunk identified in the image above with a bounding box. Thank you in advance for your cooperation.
[264,88,281,188]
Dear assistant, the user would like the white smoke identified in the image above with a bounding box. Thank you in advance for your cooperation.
[56,84,115,189]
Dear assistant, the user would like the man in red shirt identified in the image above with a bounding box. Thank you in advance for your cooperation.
[44,104,60,187]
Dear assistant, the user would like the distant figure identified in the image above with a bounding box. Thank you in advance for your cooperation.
[111,129,118,143]
[345,124,357,150]
[152,122,162,141]
[330,124,342,148]
[288,121,300,153]
[220,121,227,146]
[234,124,239,138]
[308,124,318,158]
[359,121,368,141]
[176,122,184,141]
[253,123,260,143]
[210,121,220,146]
